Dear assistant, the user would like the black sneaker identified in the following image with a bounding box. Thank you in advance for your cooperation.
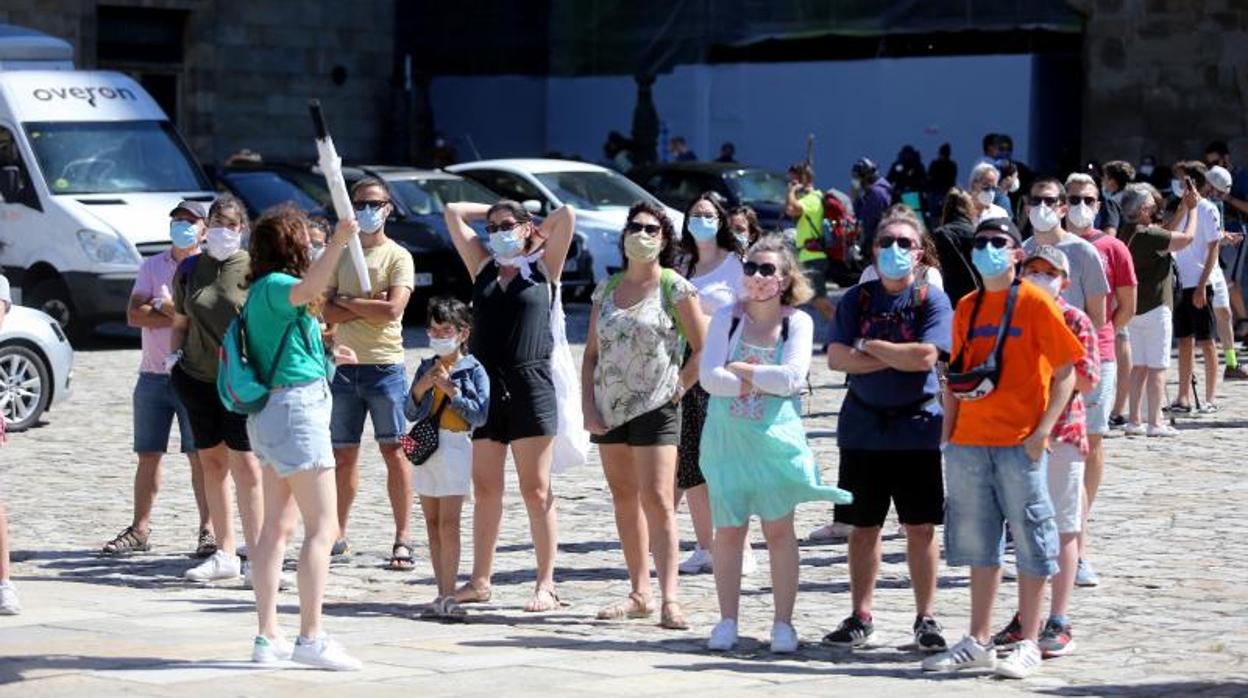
[1108,414,1127,429]
[991,612,1024,652]
[822,614,874,647]
[913,615,947,653]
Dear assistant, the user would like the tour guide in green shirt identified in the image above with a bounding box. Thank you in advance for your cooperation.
[785,162,835,324]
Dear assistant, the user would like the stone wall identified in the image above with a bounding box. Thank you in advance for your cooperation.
[1,0,395,167]
[1080,0,1248,165]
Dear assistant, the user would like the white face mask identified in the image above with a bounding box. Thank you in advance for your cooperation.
[204,226,241,261]
[1028,204,1061,233]
[1024,272,1063,299]
[1171,179,1184,197]
[1067,202,1095,230]
[429,336,461,357]
[976,189,996,207]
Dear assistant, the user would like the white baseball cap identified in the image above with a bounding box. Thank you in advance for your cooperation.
[1208,165,1233,194]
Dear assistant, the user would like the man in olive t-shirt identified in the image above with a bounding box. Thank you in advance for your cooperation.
[322,178,416,566]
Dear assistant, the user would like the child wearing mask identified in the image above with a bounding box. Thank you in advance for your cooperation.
[405,297,489,618]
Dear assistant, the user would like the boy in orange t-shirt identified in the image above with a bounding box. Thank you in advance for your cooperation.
[921,218,1083,680]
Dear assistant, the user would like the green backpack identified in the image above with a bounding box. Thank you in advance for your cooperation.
[600,267,687,341]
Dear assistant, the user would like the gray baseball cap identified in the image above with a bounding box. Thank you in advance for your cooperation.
[1023,244,1070,276]
[169,199,208,219]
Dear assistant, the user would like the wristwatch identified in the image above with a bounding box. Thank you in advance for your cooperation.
[152,297,165,312]
[854,337,869,353]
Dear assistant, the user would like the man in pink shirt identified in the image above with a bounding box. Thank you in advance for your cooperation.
[1063,173,1137,588]
[102,201,213,558]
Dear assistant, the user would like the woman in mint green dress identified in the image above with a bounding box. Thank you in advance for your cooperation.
[698,236,853,654]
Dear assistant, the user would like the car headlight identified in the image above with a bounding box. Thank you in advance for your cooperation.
[77,229,141,266]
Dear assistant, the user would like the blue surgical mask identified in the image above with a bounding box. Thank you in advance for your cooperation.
[876,242,914,280]
[734,232,750,250]
[488,230,524,259]
[688,216,719,242]
[357,205,385,234]
[1171,179,1184,197]
[972,244,1013,279]
[170,220,198,249]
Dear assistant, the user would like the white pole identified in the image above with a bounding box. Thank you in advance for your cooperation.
[309,100,371,294]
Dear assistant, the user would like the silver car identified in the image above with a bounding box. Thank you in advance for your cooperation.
[0,305,73,431]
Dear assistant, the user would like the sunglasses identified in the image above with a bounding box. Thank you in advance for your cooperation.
[624,221,662,235]
[485,220,523,234]
[875,235,917,250]
[1029,195,1061,207]
[352,200,389,211]
[1067,195,1098,206]
[742,261,779,277]
[972,236,1015,250]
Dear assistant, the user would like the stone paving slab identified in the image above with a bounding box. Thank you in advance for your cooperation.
[2,309,1248,696]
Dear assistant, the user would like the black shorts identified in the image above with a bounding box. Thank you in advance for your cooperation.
[801,259,829,299]
[170,364,251,452]
[833,449,943,527]
[592,401,680,447]
[676,383,710,489]
[1174,286,1214,341]
[472,362,558,444]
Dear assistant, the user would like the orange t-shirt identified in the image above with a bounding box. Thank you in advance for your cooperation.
[949,281,1085,446]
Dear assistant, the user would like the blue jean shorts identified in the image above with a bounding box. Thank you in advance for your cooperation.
[133,372,195,454]
[247,379,335,478]
[330,364,408,447]
[1084,361,1116,436]
[943,444,1059,578]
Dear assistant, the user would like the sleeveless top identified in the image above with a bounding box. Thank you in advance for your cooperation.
[470,261,553,371]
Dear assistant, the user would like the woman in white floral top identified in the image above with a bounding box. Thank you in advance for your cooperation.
[581,202,706,631]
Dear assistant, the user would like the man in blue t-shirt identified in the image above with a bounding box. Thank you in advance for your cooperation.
[823,208,954,653]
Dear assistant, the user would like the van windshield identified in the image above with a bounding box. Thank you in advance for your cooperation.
[24,120,210,195]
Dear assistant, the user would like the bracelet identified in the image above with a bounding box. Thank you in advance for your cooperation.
[854,337,869,353]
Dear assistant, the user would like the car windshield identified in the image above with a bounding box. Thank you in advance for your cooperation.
[534,171,654,211]
[24,120,210,194]
[223,171,327,217]
[725,169,789,205]
[389,177,497,216]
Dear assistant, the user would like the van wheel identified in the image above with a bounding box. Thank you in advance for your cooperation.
[27,278,91,342]
[0,343,51,432]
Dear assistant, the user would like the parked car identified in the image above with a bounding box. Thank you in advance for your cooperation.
[0,304,73,431]
[629,162,791,232]
[448,159,683,282]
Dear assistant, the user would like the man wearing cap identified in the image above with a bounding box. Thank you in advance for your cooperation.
[1203,165,1248,382]
[922,217,1082,679]
[851,157,892,251]
[102,200,213,558]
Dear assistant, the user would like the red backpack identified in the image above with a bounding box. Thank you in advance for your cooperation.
[820,191,858,263]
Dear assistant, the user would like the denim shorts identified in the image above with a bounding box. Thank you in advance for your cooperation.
[330,364,408,447]
[133,372,195,454]
[1085,361,1116,436]
[247,379,334,478]
[943,443,1059,578]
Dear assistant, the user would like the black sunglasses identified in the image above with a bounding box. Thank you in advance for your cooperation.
[1029,195,1062,207]
[874,235,916,250]
[1067,195,1098,206]
[485,220,522,234]
[972,236,1014,250]
[352,200,389,211]
[742,261,779,277]
[624,221,662,235]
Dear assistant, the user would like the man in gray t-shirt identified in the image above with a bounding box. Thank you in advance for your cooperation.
[1023,179,1109,328]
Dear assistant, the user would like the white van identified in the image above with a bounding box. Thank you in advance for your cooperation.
[0,26,214,338]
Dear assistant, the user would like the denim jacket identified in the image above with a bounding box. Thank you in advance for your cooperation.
[405,354,490,428]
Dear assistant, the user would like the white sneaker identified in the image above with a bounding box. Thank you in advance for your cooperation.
[186,550,242,583]
[922,635,996,672]
[1001,563,1018,581]
[707,618,739,651]
[741,547,758,577]
[243,562,297,591]
[1124,422,1147,436]
[770,622,799,654]
[807,521,852,542]
[0,581,20,615]
[1147,424,1179,438]
[678,547,713,575]
[995,639,1042,679]
[291,635,362,671]
[252,635,294,664]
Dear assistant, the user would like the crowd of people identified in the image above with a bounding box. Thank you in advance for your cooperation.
[0,137,1241,682]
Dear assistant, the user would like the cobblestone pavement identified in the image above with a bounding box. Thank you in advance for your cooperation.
[1,305,1246,696]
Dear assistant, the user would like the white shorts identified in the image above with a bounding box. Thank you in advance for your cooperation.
[1212,272,1230,310]
[1047,442,1085,534]
[1128,305,1173,369]
[413,429,473,498]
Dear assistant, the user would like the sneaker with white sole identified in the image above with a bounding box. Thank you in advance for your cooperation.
[0,581,20,615]
[1124,422,1147,436]
[678,547,712,575]
[770,622,799,654]
[822,614,873,647]
[741,547,758,577]
[242,562,297,591]
[1147,424,1179,438]
[1075,559,1100,587]
[995,639,1043,679]
[913,616,948,653]
[291,635,362,671]
[807,521,852,542]
[1038,619,1076,658]
[922,635,996,672]
[707,618,739,651]
[185,550,242,583]
[252,635,294,664]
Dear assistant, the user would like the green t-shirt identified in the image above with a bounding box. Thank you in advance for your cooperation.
[794,189,825,262]
[174,252,250,383]
[244,273,327,387]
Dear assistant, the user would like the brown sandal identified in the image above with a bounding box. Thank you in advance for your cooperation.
[102,526,150,556]
[453,582,492,604]
[596,591,655,620]
[660,600,689,630]
[388,541,415,571]
[524,585,563,613]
